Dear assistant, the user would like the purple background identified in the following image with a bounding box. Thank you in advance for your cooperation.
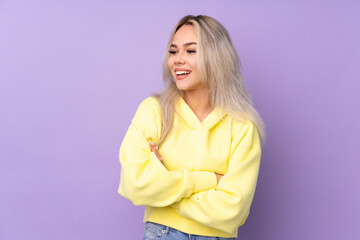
[1,0,359,239]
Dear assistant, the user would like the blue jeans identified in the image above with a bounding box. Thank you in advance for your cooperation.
[143,222,236,240]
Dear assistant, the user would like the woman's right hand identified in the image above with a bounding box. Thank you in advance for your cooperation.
[150,141,163,162]
[215,173,223,184]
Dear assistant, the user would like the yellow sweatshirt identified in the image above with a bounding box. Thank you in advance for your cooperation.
[118,96,261,238]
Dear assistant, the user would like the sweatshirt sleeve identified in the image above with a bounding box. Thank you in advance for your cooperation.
[171,121,261,234]
[118,97,217,207]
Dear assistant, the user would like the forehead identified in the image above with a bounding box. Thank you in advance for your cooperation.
[172,24,198,44]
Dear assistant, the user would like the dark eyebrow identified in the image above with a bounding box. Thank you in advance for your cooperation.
[170,42,197,48]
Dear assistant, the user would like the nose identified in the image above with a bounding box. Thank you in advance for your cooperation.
[174,51,185,65]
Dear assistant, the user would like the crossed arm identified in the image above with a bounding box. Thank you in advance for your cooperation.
[118,122,219,207]
[149,141,224,184]
[147,125,261,234]
[118,98,261,234]
[119,122,260,234]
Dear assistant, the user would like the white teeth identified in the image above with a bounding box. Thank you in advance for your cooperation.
[175,71,191,76]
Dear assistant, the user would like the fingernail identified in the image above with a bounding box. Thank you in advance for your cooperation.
[150,141,155,146]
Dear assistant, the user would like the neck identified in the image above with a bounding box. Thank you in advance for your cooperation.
[183,87,213,114]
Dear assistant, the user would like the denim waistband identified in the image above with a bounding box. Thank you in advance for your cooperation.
[144,221,235,240]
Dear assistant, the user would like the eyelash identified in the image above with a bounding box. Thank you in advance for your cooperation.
[168,50,196,54]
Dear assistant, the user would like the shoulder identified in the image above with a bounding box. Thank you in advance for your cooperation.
[231,118,256,133]
[134,96,161,115]
[131,96,162,141]
[140,96,160,106]
[132,96,161,125]
[134,96,160,112]
[230,118,260,148]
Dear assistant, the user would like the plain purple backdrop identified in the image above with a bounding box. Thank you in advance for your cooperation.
[1,0,359,239]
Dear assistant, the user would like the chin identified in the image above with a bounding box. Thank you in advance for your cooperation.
[175,82,191,91]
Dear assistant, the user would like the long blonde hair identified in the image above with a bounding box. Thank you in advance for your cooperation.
[152,15,265,146]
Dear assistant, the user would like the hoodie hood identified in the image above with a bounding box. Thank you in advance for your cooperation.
[175,96,227,130]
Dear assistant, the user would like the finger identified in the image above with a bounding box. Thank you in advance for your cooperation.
[149,145,162,161]
[153,147,160,158]
[154,149,162,161]
[152,145,159,155]
[150,144,156,152]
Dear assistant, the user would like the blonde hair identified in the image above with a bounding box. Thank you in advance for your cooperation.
[152,15,265,146]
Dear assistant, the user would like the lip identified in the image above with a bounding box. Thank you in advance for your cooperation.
[173,68,192,80]
[174,68,191,72]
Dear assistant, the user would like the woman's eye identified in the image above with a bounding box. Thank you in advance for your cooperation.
[187,50,196,54]
[168,50,177,54]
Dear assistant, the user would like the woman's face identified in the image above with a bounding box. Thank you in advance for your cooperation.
[168,24,203,92]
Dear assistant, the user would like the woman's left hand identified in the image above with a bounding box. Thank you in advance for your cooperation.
[150,141,163,162]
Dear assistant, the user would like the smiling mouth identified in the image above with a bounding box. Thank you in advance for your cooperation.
[175,70,192,76]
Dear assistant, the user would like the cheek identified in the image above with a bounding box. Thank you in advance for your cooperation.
[168,57,173,69]
[189,57,197,71]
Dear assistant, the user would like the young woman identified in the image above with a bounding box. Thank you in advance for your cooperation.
[118,15,265,240]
